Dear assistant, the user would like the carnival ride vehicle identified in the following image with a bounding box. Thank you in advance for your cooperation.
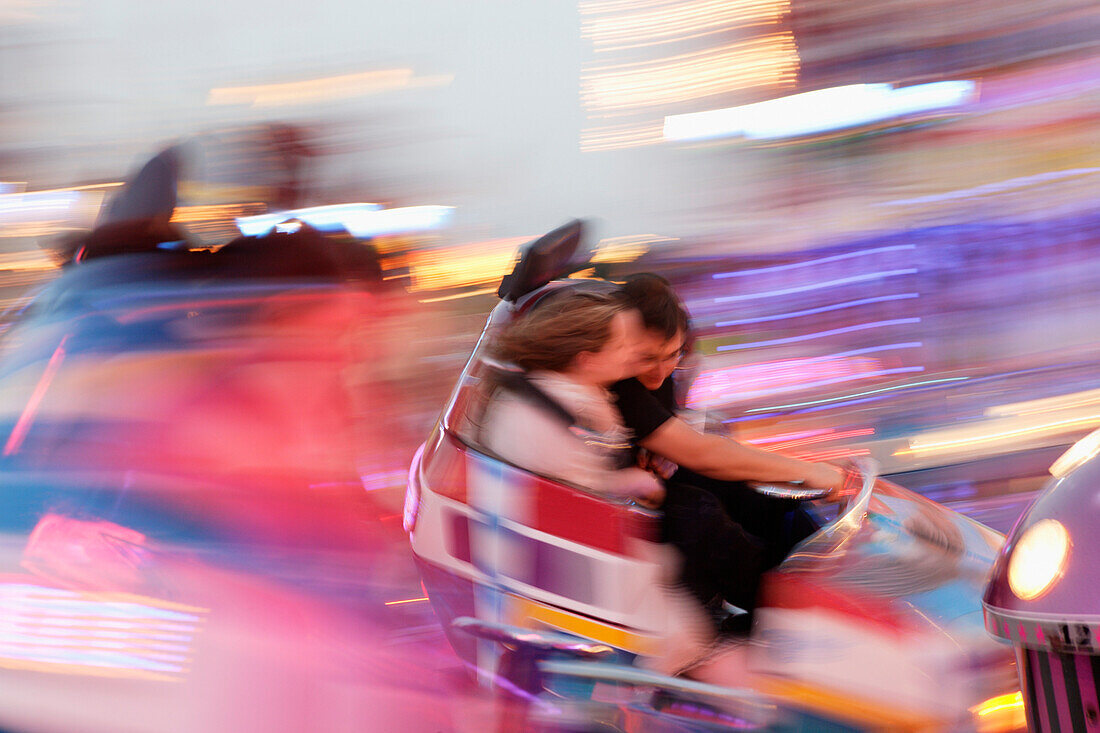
[406,221,1026,732]
[0,149,477,732]
[983,428,1100,732]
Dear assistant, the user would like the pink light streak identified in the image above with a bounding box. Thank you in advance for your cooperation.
[4,335,69,456]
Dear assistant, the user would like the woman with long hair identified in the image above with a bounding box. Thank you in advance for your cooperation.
[483,289,664,506]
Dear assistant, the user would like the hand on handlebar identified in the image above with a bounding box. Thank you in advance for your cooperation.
[805,461,866,500]
[637,448,677,480]
[808,460,865,500]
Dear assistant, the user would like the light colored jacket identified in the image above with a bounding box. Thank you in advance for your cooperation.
[482,370,662,500]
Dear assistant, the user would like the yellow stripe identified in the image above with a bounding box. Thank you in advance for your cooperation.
[758,677,944,731]
[506,595,660,656]
[502,595,956,731]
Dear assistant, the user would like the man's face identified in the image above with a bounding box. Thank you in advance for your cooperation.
[585,309,645,386]
[635,328,685,391]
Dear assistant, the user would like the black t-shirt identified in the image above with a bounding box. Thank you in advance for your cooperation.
[611,377,676,443]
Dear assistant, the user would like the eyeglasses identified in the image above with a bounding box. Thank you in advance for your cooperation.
[638,349,685,369]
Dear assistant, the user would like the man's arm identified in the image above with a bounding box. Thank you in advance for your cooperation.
[640,417,842,490]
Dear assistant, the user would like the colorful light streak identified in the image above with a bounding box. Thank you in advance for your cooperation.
[714,269,918,303]
[713,245,916,279]
[664,81,976,141]
[580,122,666,152]
[580,0,789,51]
[0,583,205,681]
[3,335,69,456]
[236,203,381,236]
[895,410,1100,459]
[715,318,921,352]
[689,364,924,408]
[742,376,969,414]
[592,233,674,263]
[744,428,833,445]
[879,168,1100,207]
[716,293,920,327]
[581,34,798,113]
[986,386,1100,417]
[384,597,429,606]
[408,236,529,292]
[792,447,871,462]
[969,691,1024,732]
[208,69,454,107]
[745,427,875,451]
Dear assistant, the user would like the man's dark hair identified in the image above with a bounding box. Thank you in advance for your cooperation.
[619,273,689,340]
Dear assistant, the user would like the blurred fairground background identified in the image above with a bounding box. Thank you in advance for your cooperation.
[0,1,1098,729]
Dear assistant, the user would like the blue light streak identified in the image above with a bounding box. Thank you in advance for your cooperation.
[715,318,921,352]
[716,293,920,327]
[714,270,918,303]
[712,245,916,279]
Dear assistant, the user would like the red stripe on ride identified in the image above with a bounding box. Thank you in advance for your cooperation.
[759,572,916,637]
[426,434,658,557]
[532,475,659,557]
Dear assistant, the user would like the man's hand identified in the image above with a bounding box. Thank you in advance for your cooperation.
[634,480,666,509]
[637,448,677,480]
[804,462,845,493]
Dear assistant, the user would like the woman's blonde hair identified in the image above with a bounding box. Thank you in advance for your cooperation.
[494,290,627,372]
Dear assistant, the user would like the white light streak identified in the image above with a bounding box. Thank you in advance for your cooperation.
[664,81,977,142]
[714,269,918,303]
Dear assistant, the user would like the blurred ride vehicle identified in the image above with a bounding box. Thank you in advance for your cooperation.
[0,148,485,732]
[405,222,1026,732]
[983,427,1100,732]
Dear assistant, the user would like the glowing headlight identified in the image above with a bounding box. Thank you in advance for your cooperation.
[1008,519,1070,600]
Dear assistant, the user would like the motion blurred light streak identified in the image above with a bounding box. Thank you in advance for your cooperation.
[581,0,800,150]
[208,69,454,107]
[715,318,921,351]
[687,348,926,407]
[582,35,799,113]
[741,375,970,414]
[580,0,789,51]
[664,81,977,141]
[714,269,918,303]
[171,203,266,224]
[745,427,875,450]
[580,122,666,151]
[0,584,205,680]
[986,387,1100,417]
[712,244,917,278]
[689,365,923,406]
[716,293,920,327]
[878,167,1100,206]
[3,335,68,456]
[409,236,528,292]
[745,428,834,445]
[810,343,925,360]
[591,233,673,263]
[896,411,1100,459]
[793,447,871,462]
[235,202,382,236]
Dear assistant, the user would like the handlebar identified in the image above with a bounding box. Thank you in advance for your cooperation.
[747,457,879,506]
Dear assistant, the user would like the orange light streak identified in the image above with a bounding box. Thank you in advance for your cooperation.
[208,69,453,108]
[582,34,799,113]
[170,203,266,224]
[581,0,789,51]
[792,447,872,462]
[4,335,69,456]
[747,427,874,451]
[408,237,528,292]
[581,122,666,151]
